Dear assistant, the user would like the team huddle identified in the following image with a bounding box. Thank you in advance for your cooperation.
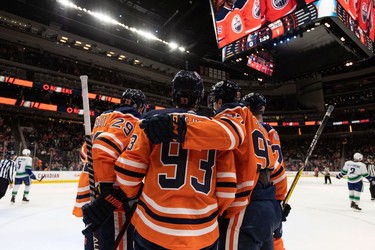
[0,70,372,249]
[72,70,290,250]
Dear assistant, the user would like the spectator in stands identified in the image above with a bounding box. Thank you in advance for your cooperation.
[314,166,319,177]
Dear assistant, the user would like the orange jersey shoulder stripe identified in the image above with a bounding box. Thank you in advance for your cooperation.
[182,106,276,217]
[92,111,140,183]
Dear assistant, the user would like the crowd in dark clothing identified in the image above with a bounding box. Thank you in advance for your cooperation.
[1,111,374,173]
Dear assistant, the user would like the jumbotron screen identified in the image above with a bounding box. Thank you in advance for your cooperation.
[210,0,374,60]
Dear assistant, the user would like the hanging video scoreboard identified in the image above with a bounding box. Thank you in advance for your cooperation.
[222,3,319,61]
[336,2,374,52]
[219,0,374,62]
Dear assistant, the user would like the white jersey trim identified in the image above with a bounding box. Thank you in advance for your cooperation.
[142,192,218,215]
[117,157,147,169]
[136,208,218,236]
[216,172,237,179]
[237,180,254,189]
[92,144,118,159]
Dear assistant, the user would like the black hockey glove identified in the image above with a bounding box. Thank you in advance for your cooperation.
[82,187,129,235]
[282,203,291,222]
[140,114,187,144]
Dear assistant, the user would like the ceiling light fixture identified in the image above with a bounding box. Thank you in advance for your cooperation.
[56,0,187,53]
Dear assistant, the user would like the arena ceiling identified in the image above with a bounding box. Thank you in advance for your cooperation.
[2,0,220,69]
[1,0,375,82]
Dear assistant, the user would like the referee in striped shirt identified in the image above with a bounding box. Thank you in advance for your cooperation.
[0,151,17,199]
[368,156,375,201]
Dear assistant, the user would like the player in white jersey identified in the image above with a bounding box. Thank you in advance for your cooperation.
[336,152,372,210]
[11,149,37,203]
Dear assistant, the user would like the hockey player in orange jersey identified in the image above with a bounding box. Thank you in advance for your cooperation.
[215,0,265,48]
[262,0,298,23]
[113,70,237,249]
[73,143,90,218]
[140,80,281,250]
[79,89,146,250]
[72,143,94,250]
[240,93,291,250]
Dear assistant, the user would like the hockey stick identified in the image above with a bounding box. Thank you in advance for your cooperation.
[80,75,100,250]
[112,183,143,250]
[112,201,137,250]
[282,105,334,207]
[37,175,45,182]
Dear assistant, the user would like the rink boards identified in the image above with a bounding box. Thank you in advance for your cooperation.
[31,170,341,183]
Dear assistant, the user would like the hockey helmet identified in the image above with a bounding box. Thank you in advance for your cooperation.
[121,89,147,109]
[208,80,240,106]
[5,150,16,159]
[353,152,363,161]
[240,93,267,115]
[22,149,31,156]
[172,70,204,109]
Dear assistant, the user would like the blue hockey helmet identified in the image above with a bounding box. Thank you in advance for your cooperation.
[240,92,267,115]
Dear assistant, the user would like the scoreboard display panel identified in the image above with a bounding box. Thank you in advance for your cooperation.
[220,1,320,61]
[209,0,374,65]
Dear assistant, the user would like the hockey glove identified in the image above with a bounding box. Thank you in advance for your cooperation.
[82,187,128,234]
[140,114,187,144]
[336,173,342,179]
[282,203,291,222]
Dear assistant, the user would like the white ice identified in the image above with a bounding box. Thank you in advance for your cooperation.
[0,177,374,250]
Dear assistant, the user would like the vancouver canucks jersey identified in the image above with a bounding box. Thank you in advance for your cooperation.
[15,156,33,179]
[341,160,369,183]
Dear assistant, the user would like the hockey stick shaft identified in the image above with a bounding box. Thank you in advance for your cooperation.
[80,75,100,250]
[112,183,143,250]
[80,75,95,200]
[112,204,136,250]
[283,105,334,206]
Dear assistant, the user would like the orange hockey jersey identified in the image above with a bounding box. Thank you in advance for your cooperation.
[338,0,358,20]
[262,123,287,201]
[240,0,264,34]
[92,106,142,184]
[216,3,247,48]
[262,0,298,23]
[72,106,141,217]
[115,108,237,250]
[72,143,91,217]
[182,104,277,218]
[357,0,371,32]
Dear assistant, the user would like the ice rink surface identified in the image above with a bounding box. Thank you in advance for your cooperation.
[1,176,374,250]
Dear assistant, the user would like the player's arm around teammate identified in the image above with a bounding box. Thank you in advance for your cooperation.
[114,71,238,250]
[140,80,280,250]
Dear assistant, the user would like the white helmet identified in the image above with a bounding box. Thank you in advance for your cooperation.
[22,149,31,156]
[353,152,363,161]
